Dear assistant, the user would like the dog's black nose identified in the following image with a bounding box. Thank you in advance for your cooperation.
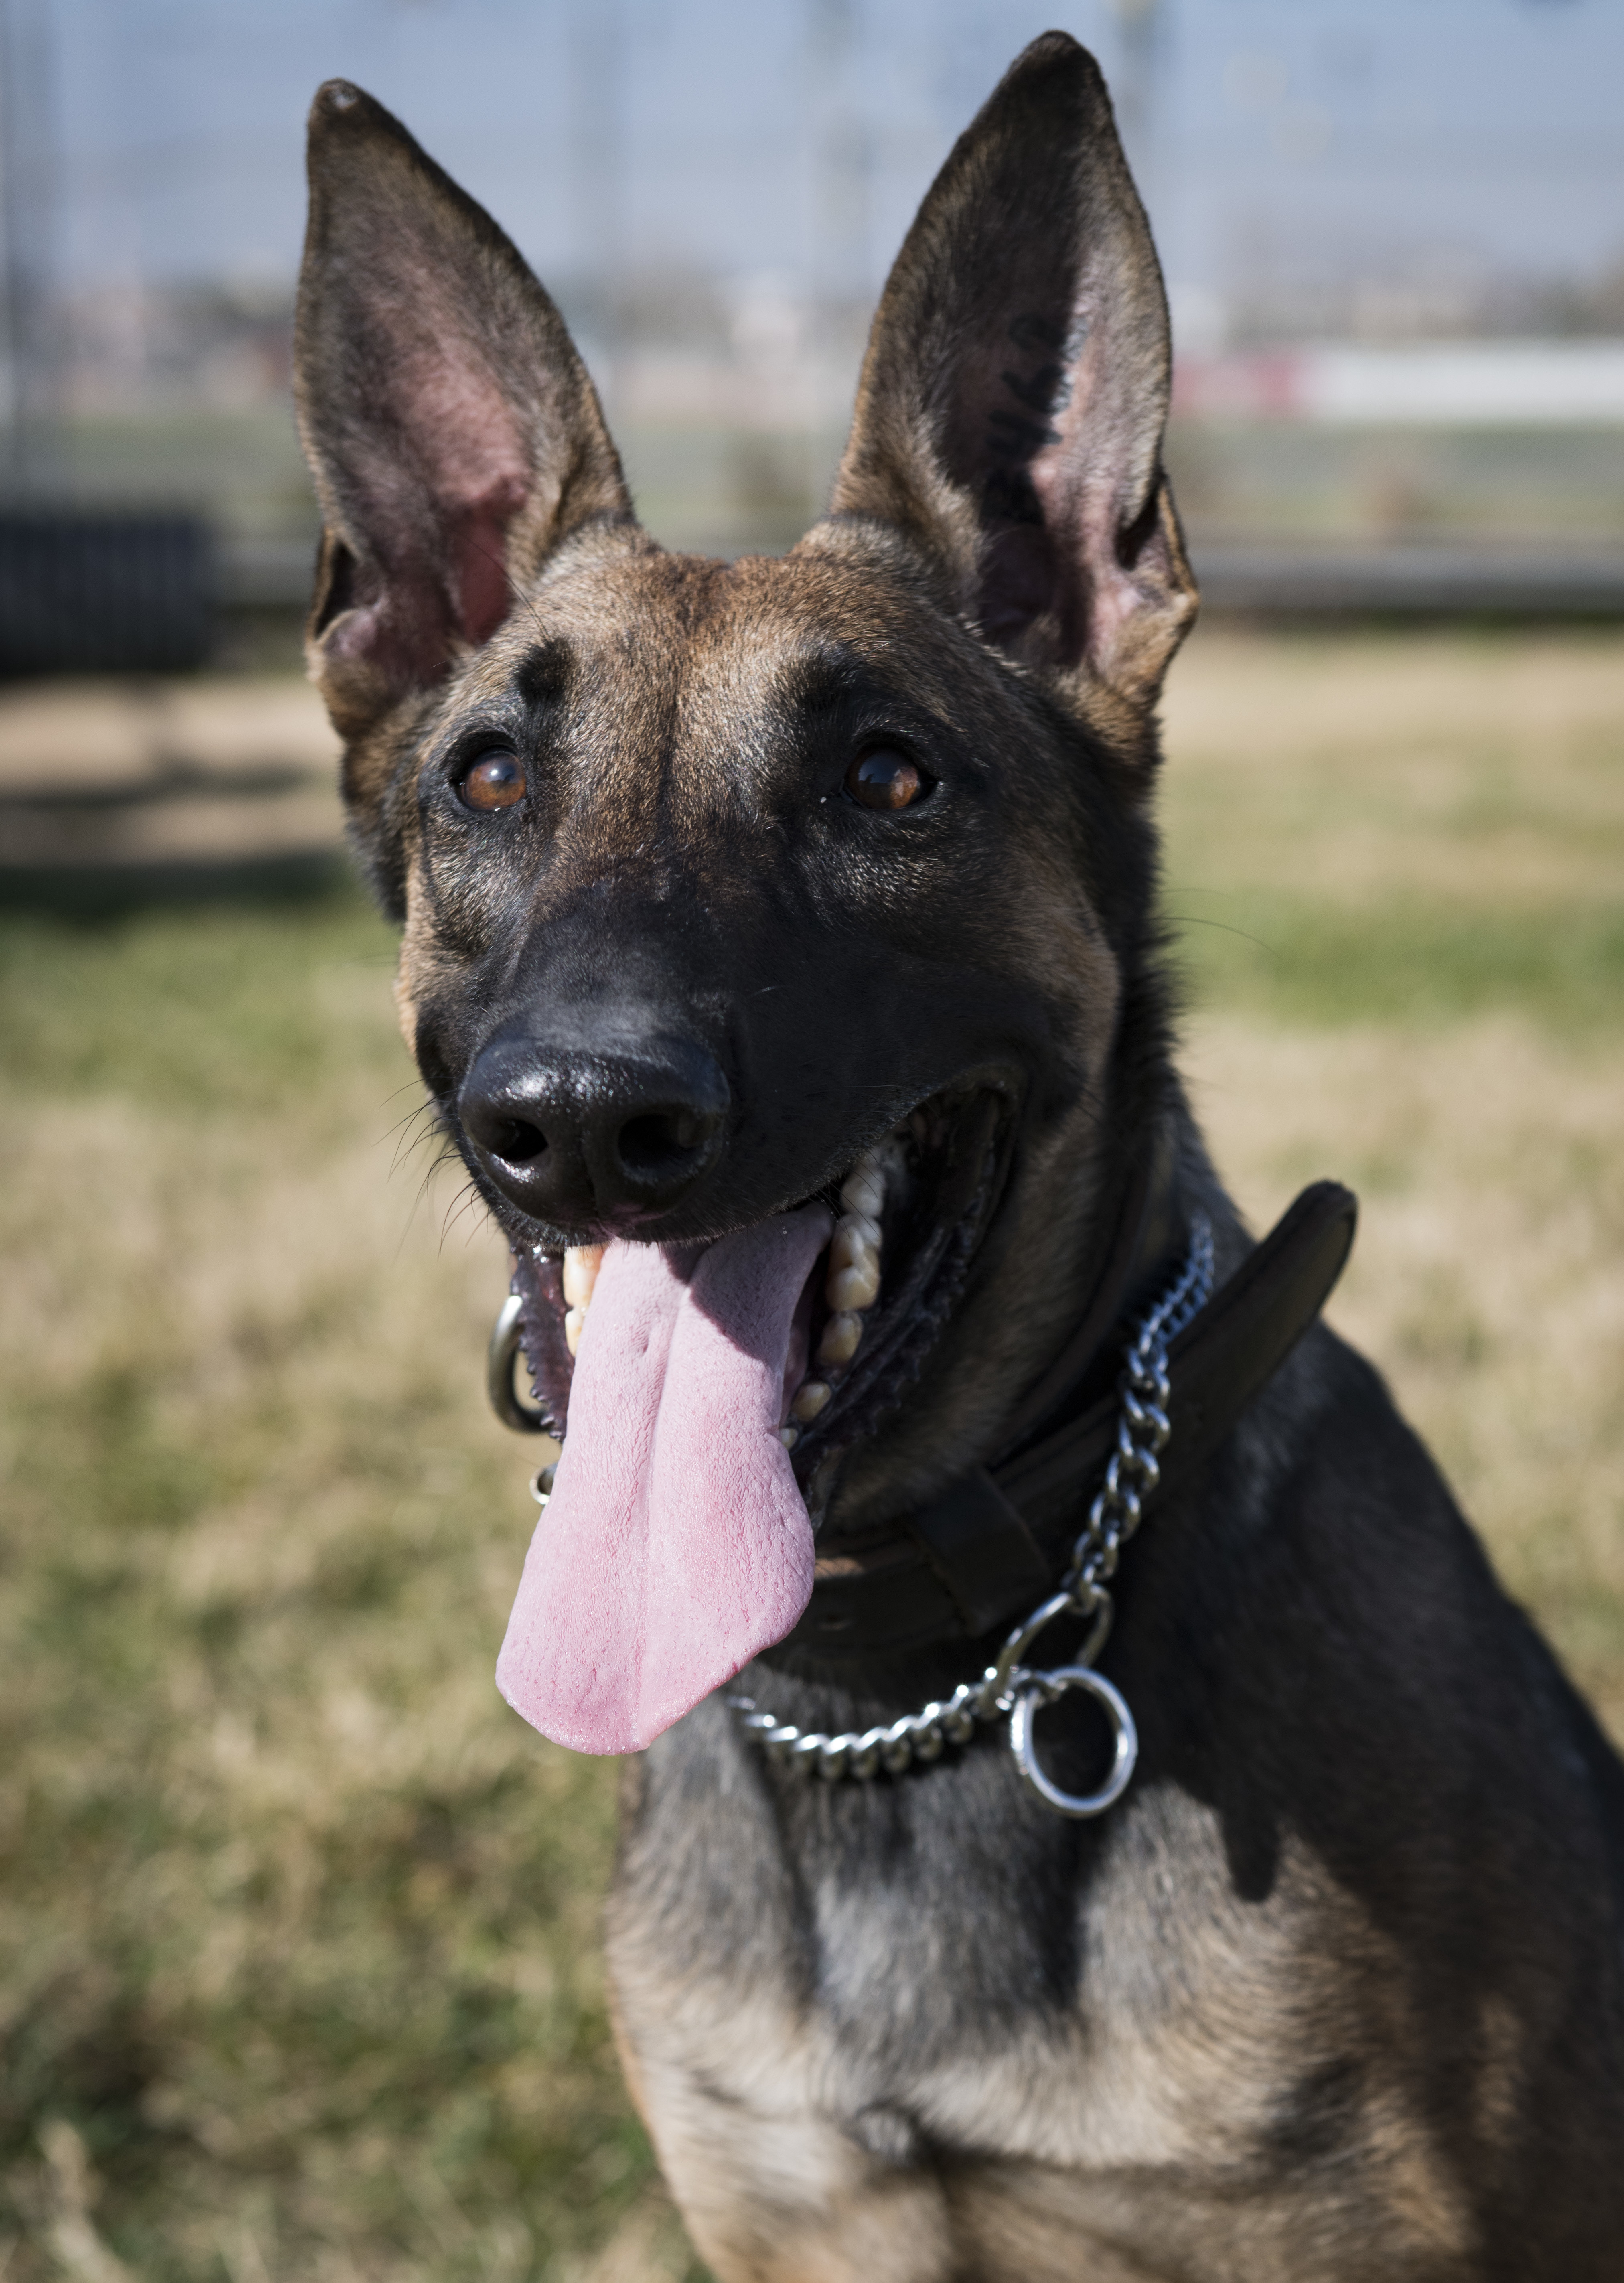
[458,1031,730,1228]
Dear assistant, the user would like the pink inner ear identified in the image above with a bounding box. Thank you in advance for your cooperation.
[1022,322,1160,676]
[409,347,530,648]
[367,340,534,662]
[955,303,1112,663]
[449,476,529,646]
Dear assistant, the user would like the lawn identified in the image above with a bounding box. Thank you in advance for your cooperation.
[2,627,1621,2279]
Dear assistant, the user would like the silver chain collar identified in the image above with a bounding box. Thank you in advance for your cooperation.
[728,1215,1215,1818]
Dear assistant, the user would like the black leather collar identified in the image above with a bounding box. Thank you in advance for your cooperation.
[777,1172,1357,1664]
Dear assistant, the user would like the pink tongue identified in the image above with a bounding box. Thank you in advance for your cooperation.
[495,1206,833,1754]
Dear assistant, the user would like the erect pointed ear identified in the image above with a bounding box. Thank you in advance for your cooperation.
[294,81,633,740]
[829,34,1196,711]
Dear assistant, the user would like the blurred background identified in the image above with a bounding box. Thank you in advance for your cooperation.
[1,0,1623,640]
[1,4,1621,2279]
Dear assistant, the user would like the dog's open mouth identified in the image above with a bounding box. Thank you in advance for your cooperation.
[495,1087,1007,1756]
[510,1085,1004,1473]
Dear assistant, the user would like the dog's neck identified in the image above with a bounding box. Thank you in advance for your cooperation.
[762,1147,1356,1687]
[760,1118,1191,1670]
[987,1116,1187,1471]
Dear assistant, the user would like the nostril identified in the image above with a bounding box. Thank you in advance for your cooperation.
[617,1108,706,1178]
[461,1034,728,1221]
[491,1116,547,1165]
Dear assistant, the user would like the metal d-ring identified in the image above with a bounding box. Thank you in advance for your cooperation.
[487,1292,549,1434]
[984,1589,1077,1708]
[1009,1664,1138,1819]
[981,1586,1117,1717]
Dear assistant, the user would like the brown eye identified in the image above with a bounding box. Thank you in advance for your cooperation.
[461,750,527,811]
[845,747,925,812]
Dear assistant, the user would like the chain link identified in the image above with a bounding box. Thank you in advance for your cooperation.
[728,1215,1215,1813]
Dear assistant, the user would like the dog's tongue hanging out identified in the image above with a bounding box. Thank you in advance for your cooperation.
[496,1206,832,1754]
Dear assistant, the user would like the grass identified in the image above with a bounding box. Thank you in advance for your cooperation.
[1161,625,1624,1030]
[2,627,1622,2278]
[0,902,687,2280]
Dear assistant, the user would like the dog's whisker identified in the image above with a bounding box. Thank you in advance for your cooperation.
[436,1176,488,1259]
[384,1106,450,1179]
[386,1131,466,1266]
[379,1101,437,1152]
[1164,913,1281,956]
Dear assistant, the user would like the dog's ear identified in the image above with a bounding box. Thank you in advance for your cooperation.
[294,81,632,742]
[829,33,1195,711]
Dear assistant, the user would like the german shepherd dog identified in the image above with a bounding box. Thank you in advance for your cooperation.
[293,34,1624,2281]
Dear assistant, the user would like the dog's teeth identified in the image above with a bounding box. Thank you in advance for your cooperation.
[562,1245,605,1356]
[831,1242,882,1315]
[828,1217,880,1274]
[819,1189,886,1354]
[778,1425,799,1450]
[840,1161,885,1220]
[827,1265,875,1311]
[562,1245,604,1310]
[817,1311,864,1368]
[791,1379,831,1423]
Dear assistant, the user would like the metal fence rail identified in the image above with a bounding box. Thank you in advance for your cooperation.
[1192,546,1624,621]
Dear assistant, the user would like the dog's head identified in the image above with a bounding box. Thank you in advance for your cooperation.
[294,34,1196,1752]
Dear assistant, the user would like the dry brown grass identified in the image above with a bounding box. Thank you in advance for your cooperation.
[0,628,1620,2279]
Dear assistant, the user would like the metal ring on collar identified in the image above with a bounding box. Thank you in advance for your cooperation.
[1009,1664,1138,1819]
[487,1292,550,1433]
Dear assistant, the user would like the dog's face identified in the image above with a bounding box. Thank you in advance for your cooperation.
[294,36,1196,1749]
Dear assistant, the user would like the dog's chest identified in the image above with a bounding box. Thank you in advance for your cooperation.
[606,1710,1472,2283]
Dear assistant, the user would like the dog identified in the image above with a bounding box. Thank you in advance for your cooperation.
[292,34,1624,2281]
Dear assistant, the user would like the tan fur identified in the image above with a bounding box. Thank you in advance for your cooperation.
[608,1765,1472,2283]
[390,963,418,1056]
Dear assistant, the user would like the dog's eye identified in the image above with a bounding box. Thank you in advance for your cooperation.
[460,750,527,812]
[845,747,926,812]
